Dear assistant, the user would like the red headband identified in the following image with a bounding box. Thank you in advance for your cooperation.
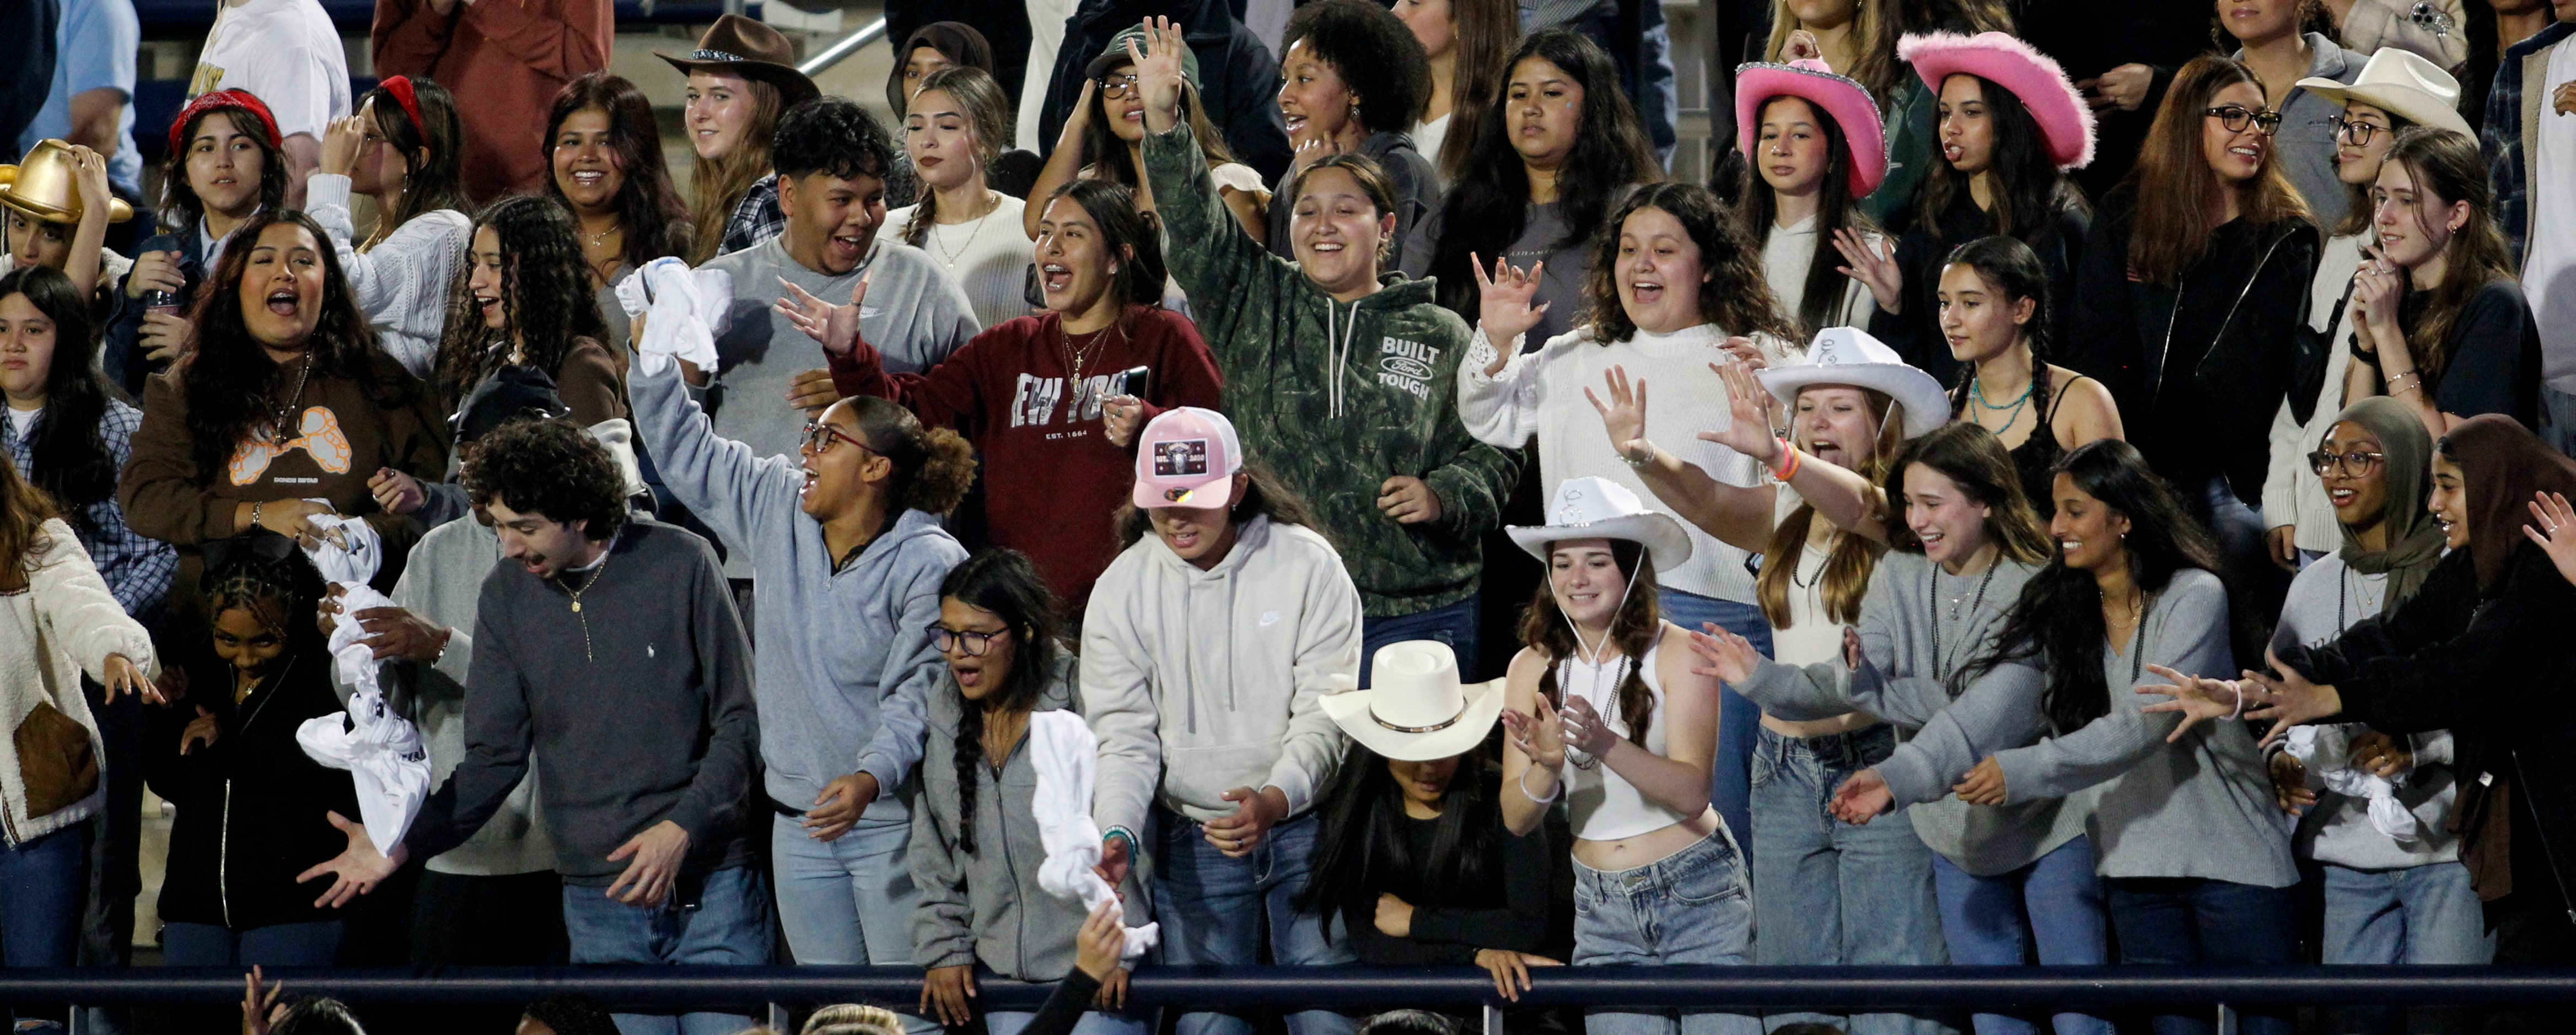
[378,76,424,136]
[168,89,283,155]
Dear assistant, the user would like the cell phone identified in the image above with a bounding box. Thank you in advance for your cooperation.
[1113,365,1150,399]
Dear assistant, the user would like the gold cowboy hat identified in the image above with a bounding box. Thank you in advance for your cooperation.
[0,139,135,225]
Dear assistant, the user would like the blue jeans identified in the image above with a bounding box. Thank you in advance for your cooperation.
[560,865,775,1035]
[2322,861,2492,1035]
[159,920,342,966]
[991,1006,1152,1035]
[2104,877,2297,1035]
[1,822,87,968]
[1749,726,1949,1035]
[1661,589,1772,866]
[1573,829,1762,1035]
[770,813,934,1033]
[1361,596,1480,683]
[1155,807,1356,1035]
[1933,837,2111,1035]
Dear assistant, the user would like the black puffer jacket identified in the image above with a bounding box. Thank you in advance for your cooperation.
[146,652,360,932]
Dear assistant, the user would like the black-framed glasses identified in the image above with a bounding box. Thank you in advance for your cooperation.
[929,626,1012,656]
[802,420,876,457]
[2204,105,2284,136]
[2328,115,2389,147]
[2308,449,2387,477]
[1097,73,1139,98]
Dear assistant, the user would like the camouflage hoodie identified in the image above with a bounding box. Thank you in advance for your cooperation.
[1146,123,1520,618]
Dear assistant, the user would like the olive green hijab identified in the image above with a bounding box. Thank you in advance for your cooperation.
[2331,396,2445,611]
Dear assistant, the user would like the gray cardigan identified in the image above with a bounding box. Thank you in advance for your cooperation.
[1992,568,2297,887]
[1735,553,2089,875]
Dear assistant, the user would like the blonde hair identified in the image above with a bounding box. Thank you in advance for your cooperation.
[685,77,785,263]
[1757,387,1906,628]
[803,1005,905,1035]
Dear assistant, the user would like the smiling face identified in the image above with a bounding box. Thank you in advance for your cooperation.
[2202,81,2271,184]
[6,212,71,272]
[937,595,1020,699]
[1549,537,1628,628]
[236,221,326,349]
[1388,754,1461,812]
[1291,165,1393,298]
[2372,158,2467,271]
[1148,474,1248,569]
[1280,39,1362,142]
[1905,463,1996,568]
[1099,61,1148,143]
[1937,74,1994,175]
[2334,101,2397,186]
[685,72,761,163]
[550,107,627,215]
[1793,385,1881,471]
[1614,206,1708,335]
[0,292,57,405]
[487,499,596,579]
[2429,452,2467,549]
[210,605,287,680]
[2317,421,2392,533]
[186,112,268,220]
[779,169,889,277]
[1755,96,1831,199]
[1936,262,2035,365]
[2219,0,2300,43]
[1035,196,1119,316]
[1505,56,1584,168]
[900,46,956,111]
[465,225,510,331]
[1392,0,1455,59]
[906,88,982,193]
[798,399,886,520]
[2049,471,2132,573]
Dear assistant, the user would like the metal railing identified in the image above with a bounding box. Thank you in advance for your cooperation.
[799,17,891,77]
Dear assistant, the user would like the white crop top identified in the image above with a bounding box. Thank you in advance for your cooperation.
[1556,638,1693,841]
[1770,486,1851,666]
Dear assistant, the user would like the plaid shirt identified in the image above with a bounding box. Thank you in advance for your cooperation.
[3,400,177,618]
[2486,20,2576,265]
[718,173,786,257]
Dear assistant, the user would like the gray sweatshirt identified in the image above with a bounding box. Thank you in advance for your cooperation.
[633,360,964,820]
[1992,569,2297,887]
[1734,552,2088,876]
[2273,554,2462,870]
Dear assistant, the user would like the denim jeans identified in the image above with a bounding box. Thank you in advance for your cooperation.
[1573,829,1762,1035]
[159,920,343,966]
[1155,807,1355,1035]
[2320,861,2491,1035]
[1661,589,1773,869]
[1933,837,2111,1035]
[1,822,87,968]
[990,1006,1152,1035]
[561,865,776,1035]
[1749,726,1949,1035]
[1362,596,1480,683]
[2104,877,2297,1035]
[772,813,931,1035]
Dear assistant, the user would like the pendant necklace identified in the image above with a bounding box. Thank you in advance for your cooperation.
[562,535,617,661]
[1927,561,2001,680]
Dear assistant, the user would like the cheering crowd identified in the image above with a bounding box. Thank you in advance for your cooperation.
[5,0,2576,1033]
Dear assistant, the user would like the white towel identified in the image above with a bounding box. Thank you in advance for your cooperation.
[2285,725,2422,842]
[1029,710,1159,959]
[293,520,431,851]
[618,258,732,378]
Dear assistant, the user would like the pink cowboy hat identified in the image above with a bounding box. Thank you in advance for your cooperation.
[1899,31,2096,171]
[1734,59,1889,198]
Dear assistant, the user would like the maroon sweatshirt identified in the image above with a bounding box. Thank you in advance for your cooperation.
[827,306,1222,610]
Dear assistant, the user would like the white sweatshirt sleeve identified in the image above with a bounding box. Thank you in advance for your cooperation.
[1456,327,1544,448]
[1080,560,1165,839]
[1263,545,1364,815]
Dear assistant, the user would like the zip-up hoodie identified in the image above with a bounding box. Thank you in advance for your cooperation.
[1081,515,1360,837]
[632,360,965,820]
[147,650,360,931]
[2,520,155,847]
[1146,122,1521,619]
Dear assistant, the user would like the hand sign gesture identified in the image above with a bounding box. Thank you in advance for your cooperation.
[1472,252,1550,348]
[1831,228,1903,314]
[1126,17,1190,134]
[1583,364,1652,462]
[1697,359,1784,466]
[2137,662,2245,742]
[777,273,869,355]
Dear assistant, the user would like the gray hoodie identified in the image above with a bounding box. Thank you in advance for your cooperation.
[632,360,967,820]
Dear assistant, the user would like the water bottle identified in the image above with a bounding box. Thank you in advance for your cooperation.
[142,289,179,319]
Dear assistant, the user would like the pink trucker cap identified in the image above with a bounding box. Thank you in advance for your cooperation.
[1132,407,1244,510]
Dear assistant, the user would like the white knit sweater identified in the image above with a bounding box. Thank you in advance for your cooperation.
[306,172,472,379]
[1,519,155,845]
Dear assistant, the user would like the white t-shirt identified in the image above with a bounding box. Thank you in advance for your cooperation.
[2524,39,2576,394]
[189,0,349,143]
[1762,215,1879,331]
[5,405,39,441]
[1411,114,1451,187]
[1769,486,1849,666]
[886,194,1034,333]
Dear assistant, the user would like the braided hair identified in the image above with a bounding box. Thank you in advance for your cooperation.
[201,533,329,658]
[938,549,1063,856]
[1518,539,1662,745]
[1938,235,2054,436]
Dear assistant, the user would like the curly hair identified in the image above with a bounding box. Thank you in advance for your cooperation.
[438,195,612,407]
[1282,0,1433,133]
[899,67,1016,249]
[158,107,288,231]
[464,417,629,541]
[842,396,976,516]
[936,548,1064,856]
[1041,179,1168,316]
[544,73,692,272]
[178,211,407,479]
[359,77,471,250]
[0,267,120,526]
[1588,181,1797,344]
[1519,538,1661,746]
[776,97,901,186]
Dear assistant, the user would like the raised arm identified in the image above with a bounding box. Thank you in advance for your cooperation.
[627,350,801,552]
[1590,363,1778,553]
[1024,79,1098,240]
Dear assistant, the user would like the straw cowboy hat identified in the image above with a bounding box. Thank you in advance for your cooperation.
[1734,58,1890,198]
[1506,477,1693,574]
[2294,47,2474,139]
[1321,641,1507,761]
[0,139,133,225]
[1758,327,1951,439]
[1900,31,2096,170]
[657,14,822,107]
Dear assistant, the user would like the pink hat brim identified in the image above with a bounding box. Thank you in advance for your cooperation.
[1899,31,2096,171]
[1132,474,1235,511]
[1734,61,1890,199]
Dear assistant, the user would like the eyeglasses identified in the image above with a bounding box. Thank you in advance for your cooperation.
[929,626,1012,656]
[802,420,876,457]
[2327,115,2389,147]
[1097,73,1139,99]
[2307,449,2386,477]
[2204,105,2284,136]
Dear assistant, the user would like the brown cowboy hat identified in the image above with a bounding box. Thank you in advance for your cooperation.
[656,15,821,107]
[0,139,133,226]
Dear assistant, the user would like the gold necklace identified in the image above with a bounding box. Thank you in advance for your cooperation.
[562,537,616,661]
[270,353,313,433]
[1061,322,1116,385]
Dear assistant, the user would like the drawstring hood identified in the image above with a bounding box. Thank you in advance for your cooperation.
[1324,299,1363,418]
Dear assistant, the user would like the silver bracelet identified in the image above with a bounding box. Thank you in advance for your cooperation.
[1518,764,1562,804]
[1620,441,1655,469]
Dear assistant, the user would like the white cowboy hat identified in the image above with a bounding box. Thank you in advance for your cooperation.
[2294,47,2473,139]
[1505,477,1693,573]
[1321,641,1507,761]
[1757,326,1951,439]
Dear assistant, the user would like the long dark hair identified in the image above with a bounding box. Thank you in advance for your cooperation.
[158,107,289,233]
[1044,179,1168,317]
[1595,182,1796,344]
[359,77,471,249]
[2381,126,2514,393]
[1297,738,1505,941]
[939,548,1064,856]
[1962,439,2224,732]
[1918,72,2085,245]
[1435,0,1521,181]
[1113,463,1321,549]
[2332,105,2414,240]
[1429,30,1660,321]
[2126,56,2309,285]
[0,426,60,580]
[1078,78,1240,192]
[437,195,611,407]
[1519,538,1661,745]
[1735,95,1873,336]
[178,211,406,478]
[0,266,120,525]
[543,73,692,271]
[1880,421,2052,565]
[1938,235,2054,444]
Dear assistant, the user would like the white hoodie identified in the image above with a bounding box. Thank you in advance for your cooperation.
[1080,515,1361,836]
